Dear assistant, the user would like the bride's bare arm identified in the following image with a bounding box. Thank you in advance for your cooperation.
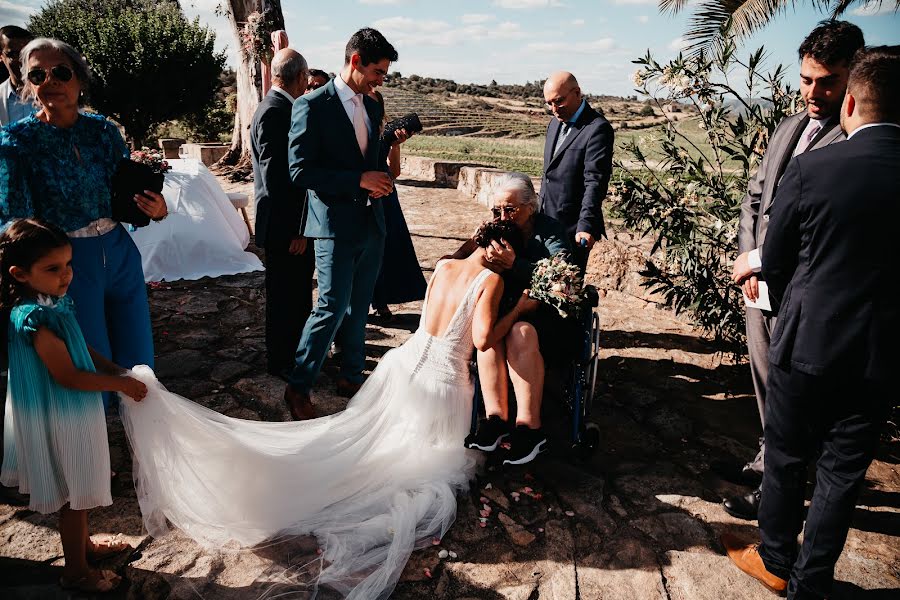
[472,276,539,351]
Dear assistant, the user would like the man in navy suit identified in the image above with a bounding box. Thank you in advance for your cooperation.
[251,48,314,381]
[283,28,397,419]
[723,46,900,599]
[540,71,614,269]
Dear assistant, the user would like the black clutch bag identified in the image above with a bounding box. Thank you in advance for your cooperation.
[380,112,423,143]
[110,159,165,228]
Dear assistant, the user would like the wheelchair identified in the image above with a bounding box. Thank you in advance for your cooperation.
[470,285,603,461]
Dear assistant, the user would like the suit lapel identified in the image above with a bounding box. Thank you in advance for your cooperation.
[363,95,381,164]
[543,119,558,173]
[773,114,809,183]
[808,120,843,151]
[546,106,592,170]
[325,82,364,163]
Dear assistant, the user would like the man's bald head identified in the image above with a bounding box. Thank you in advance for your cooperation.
[543,71,583,122]
[271,48,308,98]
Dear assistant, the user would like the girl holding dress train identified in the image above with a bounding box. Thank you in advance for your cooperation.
[0,219,147,594]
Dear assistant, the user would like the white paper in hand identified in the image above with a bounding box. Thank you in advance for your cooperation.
[743,280,772,311]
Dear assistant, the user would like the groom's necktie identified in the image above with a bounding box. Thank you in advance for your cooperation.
[350,94,368,156]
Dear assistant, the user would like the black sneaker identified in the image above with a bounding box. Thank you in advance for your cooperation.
[466,415,510,451]
[502,425,547,466]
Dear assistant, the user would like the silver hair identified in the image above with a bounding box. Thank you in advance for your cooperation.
[18,37,91,106]
[492,172,539,211]
[271,50,308,85]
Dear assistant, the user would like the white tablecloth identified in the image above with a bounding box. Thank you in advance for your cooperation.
[128,159,264,282]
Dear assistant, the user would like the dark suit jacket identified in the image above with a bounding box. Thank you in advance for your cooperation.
[539,102,614,239]
[250,89,305,249]
[287,79,385,240]
[737,112,845,256]
[762,125,900,381]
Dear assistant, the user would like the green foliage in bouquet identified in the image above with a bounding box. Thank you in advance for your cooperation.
[613,38,801,351]
[130,147,171,175]
[29,0,226,148]
[530,255,587,319]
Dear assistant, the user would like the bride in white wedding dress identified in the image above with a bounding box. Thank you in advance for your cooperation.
[119,219,537,599]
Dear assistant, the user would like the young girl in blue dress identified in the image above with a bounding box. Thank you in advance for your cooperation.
[0,219,147,594]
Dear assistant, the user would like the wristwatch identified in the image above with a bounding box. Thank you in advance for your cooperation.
[152,211,169,222]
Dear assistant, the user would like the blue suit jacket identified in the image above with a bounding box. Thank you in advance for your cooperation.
[539,102,614,239]
[288,79,385,239]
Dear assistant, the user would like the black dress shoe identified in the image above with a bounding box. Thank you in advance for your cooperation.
[723,487,761,521]
[711,459,763,488]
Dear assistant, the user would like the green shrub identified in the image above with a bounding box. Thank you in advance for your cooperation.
[613,40,801,350]
[29,0,226,147]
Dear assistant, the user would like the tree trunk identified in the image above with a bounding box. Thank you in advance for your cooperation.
[215,0,284,178]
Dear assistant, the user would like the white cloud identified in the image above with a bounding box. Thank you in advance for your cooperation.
[669,36,690,52]
[493,0,564,8]
[852,2,896,16]
[373,16,528,46]
[0,0,37,23]
[571,18,585,26]
[359,0,405,5]
[461,13,495,24]
[527,38,616,54]
[613,0,656,4]
[637,15,650,24]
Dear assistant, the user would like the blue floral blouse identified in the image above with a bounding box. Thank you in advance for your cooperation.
[0,112,129,232]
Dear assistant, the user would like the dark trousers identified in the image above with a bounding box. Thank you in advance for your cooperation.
[264,241,315,374]
[758,362,888,600]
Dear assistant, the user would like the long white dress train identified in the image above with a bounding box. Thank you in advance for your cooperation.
[119,265,492,599]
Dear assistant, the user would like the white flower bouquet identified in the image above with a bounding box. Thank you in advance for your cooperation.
[529,255,586,319]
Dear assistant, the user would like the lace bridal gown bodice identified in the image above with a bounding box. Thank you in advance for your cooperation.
[119,265,492,600]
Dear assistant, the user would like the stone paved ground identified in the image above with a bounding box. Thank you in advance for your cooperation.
[1,169,897,599]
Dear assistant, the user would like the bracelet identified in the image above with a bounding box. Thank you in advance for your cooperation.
[152,212,169,222]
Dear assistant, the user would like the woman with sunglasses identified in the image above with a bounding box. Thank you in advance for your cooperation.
[448,172,577,465]
[0,38,166,409]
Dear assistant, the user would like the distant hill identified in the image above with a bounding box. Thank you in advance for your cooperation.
[381,74,695,139]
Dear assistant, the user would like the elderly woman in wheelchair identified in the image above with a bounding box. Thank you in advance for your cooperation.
[450,173,582,465]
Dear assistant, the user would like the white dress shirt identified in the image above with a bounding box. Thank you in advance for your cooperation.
[333,75,372,136]
[271,85,294,103]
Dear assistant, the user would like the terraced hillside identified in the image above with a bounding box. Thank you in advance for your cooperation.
[379,87,549,138]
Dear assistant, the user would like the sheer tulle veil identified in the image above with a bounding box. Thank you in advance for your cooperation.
[119,265,493,599]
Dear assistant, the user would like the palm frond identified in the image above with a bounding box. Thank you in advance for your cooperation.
[682,0,795,55]
[833,0,900,16]
[659,0,695,14]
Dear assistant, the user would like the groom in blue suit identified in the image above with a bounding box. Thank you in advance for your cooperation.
[283,28,398,419]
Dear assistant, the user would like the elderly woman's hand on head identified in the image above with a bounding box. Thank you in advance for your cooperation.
[485,239,515,269]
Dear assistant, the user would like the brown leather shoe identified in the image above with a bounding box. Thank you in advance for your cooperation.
[335,378,362,398]
[721,533,787,594]
[284,385,316,421]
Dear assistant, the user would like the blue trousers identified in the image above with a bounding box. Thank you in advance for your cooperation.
[67,225,154,408]
[289,214,385,393]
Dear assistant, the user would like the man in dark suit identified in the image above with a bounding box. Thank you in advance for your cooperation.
[283,28,396,420]
[540,71,614,269]
[251,48,314,381]
[723,20,864,520]
[723,46,900,600]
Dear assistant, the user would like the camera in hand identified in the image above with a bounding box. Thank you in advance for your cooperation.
[381,113,423,143]
[110,159,165,228]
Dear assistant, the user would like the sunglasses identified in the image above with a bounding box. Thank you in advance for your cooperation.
[491,206,521,218]
[26,64,74,86]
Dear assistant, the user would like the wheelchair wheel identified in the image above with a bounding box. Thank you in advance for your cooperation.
[572,422,601,461]
[583,311,601,413]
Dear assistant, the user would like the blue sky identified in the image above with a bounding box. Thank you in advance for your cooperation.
[3,1,898,96]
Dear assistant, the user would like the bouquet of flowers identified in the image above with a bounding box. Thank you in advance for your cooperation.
[529,254,587,319]
[130,147,171,175]
[240,10,277,63]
